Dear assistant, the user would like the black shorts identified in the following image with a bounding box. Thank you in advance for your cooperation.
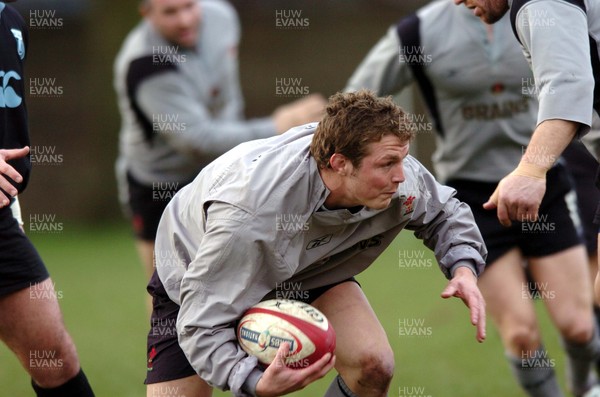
[145,271,359,385]
[447,163,583,266]
[0,206,49,298]
[562,142,600,252]
[125,172,190,241]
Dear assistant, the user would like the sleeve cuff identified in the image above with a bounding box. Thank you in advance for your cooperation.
[449,261,478,278]
[241,367,264,397]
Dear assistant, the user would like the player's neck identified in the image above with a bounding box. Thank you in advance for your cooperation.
[319,168,356,210]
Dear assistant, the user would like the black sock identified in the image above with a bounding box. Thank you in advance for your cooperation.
[507,346,563,397]
[324,375,359,397]
[563,329,600,397]
[31,368,94,397]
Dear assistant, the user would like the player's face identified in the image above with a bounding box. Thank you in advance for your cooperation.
[345,135,409,210]
[454,0,509,24]
[144,0,201,49]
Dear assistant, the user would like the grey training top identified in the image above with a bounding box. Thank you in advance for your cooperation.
[509,0,600,134]
[155,123,487,396]
[114,0,276,187]
[345,0,537,183]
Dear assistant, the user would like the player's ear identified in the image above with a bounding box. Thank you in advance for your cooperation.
[329,153,350,176]
[139,0,151,17]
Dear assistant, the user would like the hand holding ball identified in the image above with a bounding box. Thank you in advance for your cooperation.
[237,299,336,369]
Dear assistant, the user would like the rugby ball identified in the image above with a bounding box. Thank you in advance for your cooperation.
[237,299,336,369]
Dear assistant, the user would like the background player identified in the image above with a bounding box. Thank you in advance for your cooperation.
[345,1,600,395]
[114,0,326,281]
[0,1,95,396]
[146,90,487,397]
[452,0,600,271]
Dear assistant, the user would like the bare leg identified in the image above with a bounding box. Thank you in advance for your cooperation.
[529,245,599,396]
[136,239,156,280]
[478,248,563,397]
[312,281,394,397]
[147,375,212,397]
[136,239,155,313]
[0,278,81,388]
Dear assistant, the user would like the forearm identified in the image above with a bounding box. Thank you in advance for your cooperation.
[521,119,579,171]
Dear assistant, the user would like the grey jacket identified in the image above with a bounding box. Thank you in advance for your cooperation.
[155,123,487,396]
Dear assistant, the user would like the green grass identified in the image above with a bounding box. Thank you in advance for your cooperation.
[0,223,569,396]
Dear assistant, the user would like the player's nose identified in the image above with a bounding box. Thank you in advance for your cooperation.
[177,9,196,28]
[391,164,405,184]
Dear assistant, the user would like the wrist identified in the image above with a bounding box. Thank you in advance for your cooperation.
[242,368,264,397]
[451,263,477,279]
[513,161,547,180]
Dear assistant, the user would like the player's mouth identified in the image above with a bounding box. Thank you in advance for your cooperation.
[178,29,197,45]
[461,0,481,15]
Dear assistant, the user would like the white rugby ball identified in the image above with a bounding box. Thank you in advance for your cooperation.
[237,299,336,369]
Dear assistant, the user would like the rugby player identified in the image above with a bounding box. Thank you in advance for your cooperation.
[345,1,600,395]
[146,90,487,397]
[0,1,95,396]
[114,0,326,281]
[453,0,600,301]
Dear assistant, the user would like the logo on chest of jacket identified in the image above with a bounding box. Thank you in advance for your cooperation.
[401,195,416,217]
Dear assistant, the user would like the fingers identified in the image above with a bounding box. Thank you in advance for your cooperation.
[273,341,291,367]
[441,270,487,343]
[496,198,512,227]
[467,293,486,343]
[2,146,30,161]
[440,283,457,299]
[485,173,547,227]
[0,148,28,208]
[296,94,326,119]
[297,353,335,388]
[0,192,11,208]
[453,284,487,343]
[483,183,512,227]
[0,169,20,208]
[476,310,486,343]
[482,185,498,211]
[256,342,335,397]
[272,94,327,133]
[499,200,541,227]
[0,161,23,185]
[298,93,326,105]
[481,200,496,210]
[0,147,28,183]
[459,281,486,343]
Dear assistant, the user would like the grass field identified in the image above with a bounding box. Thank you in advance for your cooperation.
[0,222,571,396]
